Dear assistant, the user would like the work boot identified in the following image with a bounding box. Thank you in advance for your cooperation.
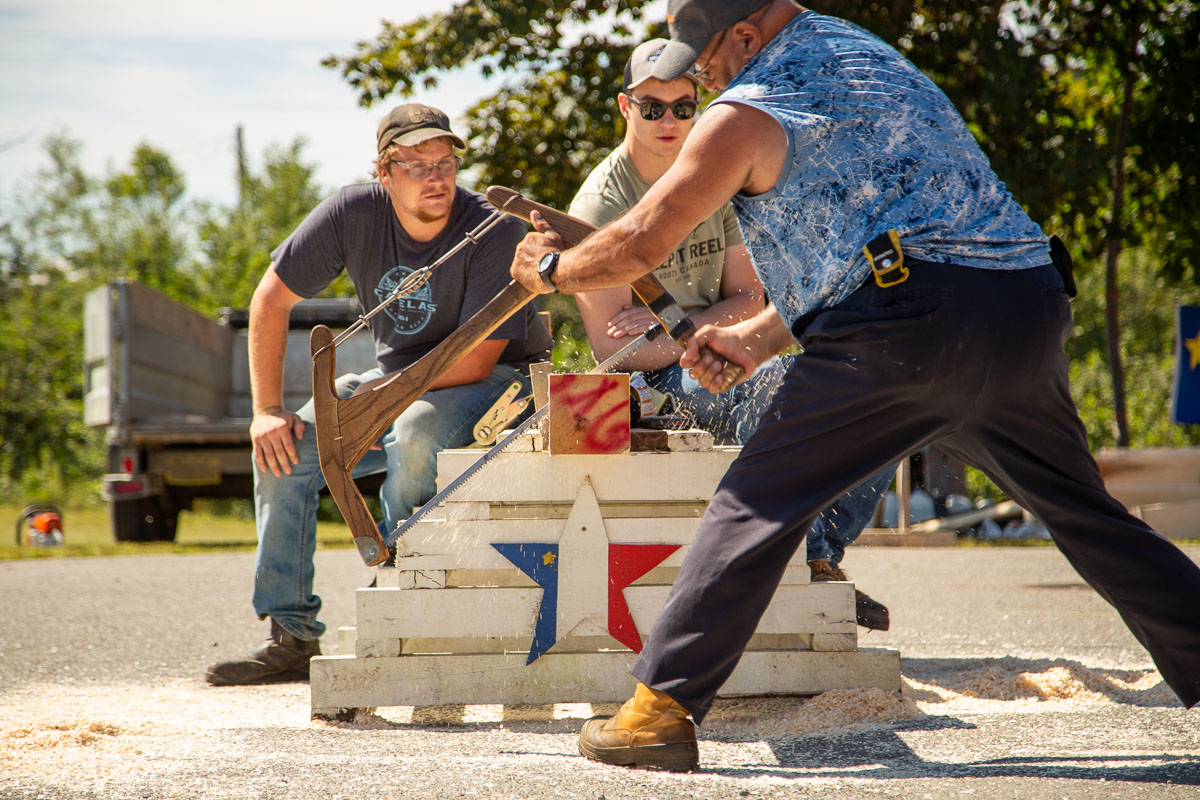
[578,682,699,771]
[809,559,891,631]
[205,619,321,686]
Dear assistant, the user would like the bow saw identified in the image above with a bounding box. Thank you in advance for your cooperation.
[311,186,743,566]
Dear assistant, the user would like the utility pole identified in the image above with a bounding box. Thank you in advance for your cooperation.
[235,124,248,206]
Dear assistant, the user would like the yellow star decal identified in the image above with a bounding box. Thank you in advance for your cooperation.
[542,552,557,566]
[1187,332,1200,370]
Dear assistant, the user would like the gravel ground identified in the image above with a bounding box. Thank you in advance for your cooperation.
[2,544,1198,799]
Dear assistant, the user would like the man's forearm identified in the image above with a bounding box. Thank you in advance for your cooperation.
[746,303,796,359]
[555,218,664,294]
[248,302,291,415]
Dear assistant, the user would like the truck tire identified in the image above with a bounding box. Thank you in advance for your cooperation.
[111,496,179,542]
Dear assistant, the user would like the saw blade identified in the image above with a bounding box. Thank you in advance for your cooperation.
[385,324,663,549]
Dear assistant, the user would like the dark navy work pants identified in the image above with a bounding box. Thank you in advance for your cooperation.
[631,262,1200,722]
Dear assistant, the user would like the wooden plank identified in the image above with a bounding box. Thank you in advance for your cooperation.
[389,632,808,657]
[548,373,631,455]
[483,500,709,520]
[530,362,552,411]
[398,516,706,554]
[391,543,813,575]
[630,428,714,452]
[354,582,853,641]
[356,638,402,658]
[1095,446,1200,507]
[423,564,811,588]
[433,448,739,503]
[310,648,901,712]
[1130,497,1200,540]
[336,626,356,654]
[853,529,959,547]
[812,633,857,652]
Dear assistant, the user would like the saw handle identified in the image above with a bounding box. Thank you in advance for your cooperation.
[486,185,744,392]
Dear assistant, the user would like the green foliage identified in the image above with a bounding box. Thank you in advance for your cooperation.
[0,277,105,499]
[324,0,663,210]
[1039,0,1200,281]
[0,134,197,497]
[1067,248,1200,448]
[0,132,328,498]
[196,138,330,314]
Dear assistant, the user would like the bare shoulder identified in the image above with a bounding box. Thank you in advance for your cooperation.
[684,102,788,196]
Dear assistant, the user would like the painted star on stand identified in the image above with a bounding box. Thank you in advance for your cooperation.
[608,544,682,652]
[491,478,680,664]
[491,542,559,664]
[1186,332,1200,370]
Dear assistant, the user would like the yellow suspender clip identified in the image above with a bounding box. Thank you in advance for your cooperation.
[863,229,909,288]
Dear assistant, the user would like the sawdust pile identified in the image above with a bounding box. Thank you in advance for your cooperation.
[703,687,922,741]
[2,720,125,751]
[903,660,1172,708]
[0,719,149,777]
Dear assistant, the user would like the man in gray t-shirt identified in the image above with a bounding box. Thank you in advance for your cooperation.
[206,103,551,686]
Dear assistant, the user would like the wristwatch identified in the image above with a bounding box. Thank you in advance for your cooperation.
[537,251,560,293]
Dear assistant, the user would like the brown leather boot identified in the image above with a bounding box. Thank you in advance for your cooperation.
[578,682,699,771]
[205,619,321,686]
[809,559,891,631]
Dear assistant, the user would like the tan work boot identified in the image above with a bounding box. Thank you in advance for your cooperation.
[578,682,699,771]
[809,559,891,631]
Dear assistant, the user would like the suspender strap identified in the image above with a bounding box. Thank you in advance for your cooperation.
[863,229,909,288]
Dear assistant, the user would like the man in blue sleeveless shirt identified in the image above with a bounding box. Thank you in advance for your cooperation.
[512,0,1200,771]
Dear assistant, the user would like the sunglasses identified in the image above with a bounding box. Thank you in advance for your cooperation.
[390,155,462,181]
[627,96,699,121]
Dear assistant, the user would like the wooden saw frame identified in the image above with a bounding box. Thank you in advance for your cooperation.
[311,186,743,565]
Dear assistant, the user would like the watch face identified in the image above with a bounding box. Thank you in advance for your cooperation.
[537,251,559,291]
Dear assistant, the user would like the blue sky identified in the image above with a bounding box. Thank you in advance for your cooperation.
[0,1,501,206]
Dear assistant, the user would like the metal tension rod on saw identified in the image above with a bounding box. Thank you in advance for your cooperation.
[312,186,743,566]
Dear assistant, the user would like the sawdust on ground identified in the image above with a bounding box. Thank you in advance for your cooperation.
[0,660,1176,793]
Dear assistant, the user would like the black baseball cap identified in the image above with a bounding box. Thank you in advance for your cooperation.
[376,103,466,153]
[650,0,770,83]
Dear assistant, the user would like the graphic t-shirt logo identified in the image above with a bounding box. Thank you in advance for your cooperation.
[376,265,437,335]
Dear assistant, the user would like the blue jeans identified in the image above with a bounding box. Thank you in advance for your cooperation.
[252,364,529,640]
[805,467,895,567]
[646,354,892,567]
[644,355,793,447]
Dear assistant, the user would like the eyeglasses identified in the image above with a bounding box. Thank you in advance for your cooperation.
[627,96,699,121]
[695,28,729,83]
[389,155,462,181]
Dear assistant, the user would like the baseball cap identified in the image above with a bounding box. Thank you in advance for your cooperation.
[624,38,701,92]
[650,0,770,83]
[376,103,466,153]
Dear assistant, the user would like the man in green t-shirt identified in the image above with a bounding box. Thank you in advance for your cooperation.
[569,38,894,629]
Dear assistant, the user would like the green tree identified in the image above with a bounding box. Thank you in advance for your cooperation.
[197,137,329,314]
[1067,247,1200,449]
[0,135,199,496]
[325,0,1199,448]
[1036,1,1200,445]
